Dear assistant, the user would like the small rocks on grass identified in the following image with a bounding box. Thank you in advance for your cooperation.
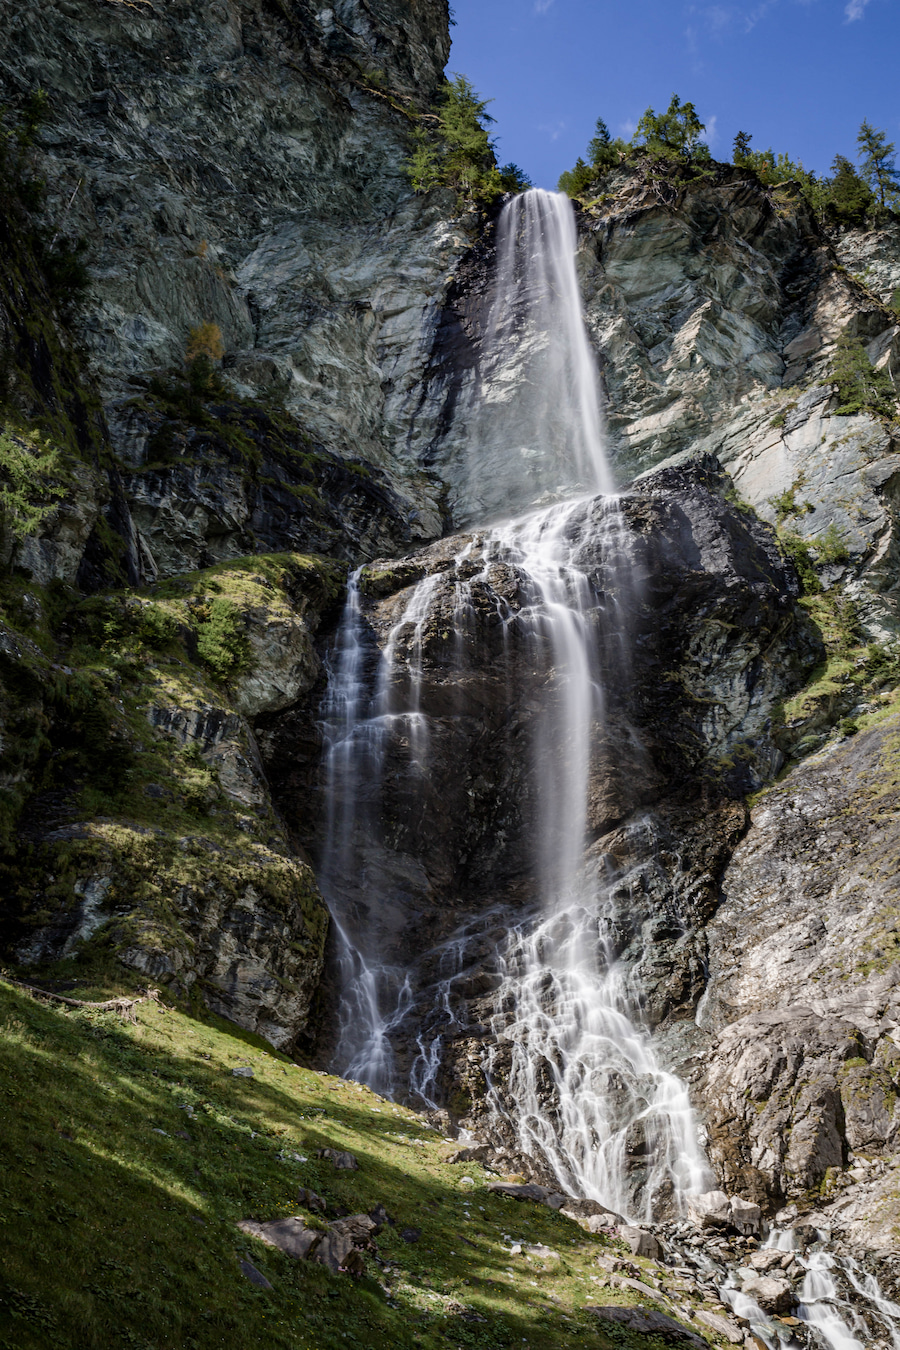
[239,1259,272,1289]
[400,1227,421,1244]
[232,1066,254,1078]
[297,1187,326,1213]
[487,1181,567,1209]
[315,1147,358,1170]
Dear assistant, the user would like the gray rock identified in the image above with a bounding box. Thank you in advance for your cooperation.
[297,1188,326,1215]
[747,1249,786,1273]
[238,1260,272,1290]
[232,1066,254,1078]
[316,1148,359,1171]
[739,1274,795,1314]
[238,1217,321,1261]
[687,1190,733,1230]
[700,712,900,1238]
[587,1304,710,1347]
[694,1310,744,1344]
[618,1224,663,1259]
[730,1197,762,1236]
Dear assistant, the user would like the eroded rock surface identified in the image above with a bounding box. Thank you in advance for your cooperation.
[699,711,900,1248]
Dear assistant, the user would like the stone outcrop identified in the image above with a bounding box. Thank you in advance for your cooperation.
[2,552,339,1051]
[264,456,819,1137]
[696,711,900,1248]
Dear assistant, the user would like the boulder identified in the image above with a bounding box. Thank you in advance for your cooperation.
[297,1188,326,1214]
[687,1190,732,1229]
[618,1224,663,1260]
[586,1305,710,1347]
[739,1274,795,1314]
[238,1217,321,1260]
[747,1249,787,1273]
[730,1196,762,1235]
[316,1148,359,1171]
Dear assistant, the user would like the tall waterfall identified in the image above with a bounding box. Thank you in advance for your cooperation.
[317,188,706,1220]
[315,185,900,1344]
[452,188,613,524]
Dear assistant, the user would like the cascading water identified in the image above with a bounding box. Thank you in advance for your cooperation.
[449,188,613,525]
[314,185,900,1346]
[318,187,705,1220]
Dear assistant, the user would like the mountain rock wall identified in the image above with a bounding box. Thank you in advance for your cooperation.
[2,0,900,1274]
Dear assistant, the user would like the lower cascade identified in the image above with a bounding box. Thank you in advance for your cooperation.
[315,189,900,1347]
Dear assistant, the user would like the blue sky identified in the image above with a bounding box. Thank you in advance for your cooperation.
[446,0,899,189]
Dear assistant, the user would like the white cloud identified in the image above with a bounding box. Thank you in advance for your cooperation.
[534,0,555,12]
[538,119,566,142]
[705,113,719,145]
[845,0,870,18]
[619,119,637,139]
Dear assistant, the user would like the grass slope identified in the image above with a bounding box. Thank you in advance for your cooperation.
[0,979,706,1350]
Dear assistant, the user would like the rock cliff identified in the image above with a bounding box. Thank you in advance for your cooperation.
[1,0,900,1308]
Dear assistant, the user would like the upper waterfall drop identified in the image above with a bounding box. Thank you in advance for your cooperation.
[452,189,614,525]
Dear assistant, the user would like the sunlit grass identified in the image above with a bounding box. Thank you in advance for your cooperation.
[0,979,696,1350]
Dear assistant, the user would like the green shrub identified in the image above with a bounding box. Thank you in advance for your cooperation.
[194,597,251,682]
[768,482,812,525]
[829,330,897,418]
[0,430,66,542]
[779,531,821,595]
[815,522,851,565]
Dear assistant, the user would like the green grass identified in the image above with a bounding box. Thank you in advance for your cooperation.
[0,980,706,1350]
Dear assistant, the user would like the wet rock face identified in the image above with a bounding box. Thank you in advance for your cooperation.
[266,458,819,1109]
[699,713,900,1244]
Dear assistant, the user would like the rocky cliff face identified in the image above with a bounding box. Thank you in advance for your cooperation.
[698,710,900,1252]
[2,0,900,1298]
[0,0,470,575]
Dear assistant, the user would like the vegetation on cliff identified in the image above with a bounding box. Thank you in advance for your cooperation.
[406,74,531,208]
[557,96,900,229]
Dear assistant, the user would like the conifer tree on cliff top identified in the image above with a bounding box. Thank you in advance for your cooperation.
[857,120,900,209]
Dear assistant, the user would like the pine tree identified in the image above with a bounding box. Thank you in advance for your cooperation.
[828,154,875,223]
[830,329,896,418]
[733,130,752,164]
[557,157,594,198]
[857,120,900,209]
[634,94,708,161]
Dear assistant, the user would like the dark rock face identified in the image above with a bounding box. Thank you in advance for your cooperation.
[699,713,900,1244]
[263,458,820,1130]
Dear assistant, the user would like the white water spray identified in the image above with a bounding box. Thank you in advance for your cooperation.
[318,189,708,1219]
[454,188,612,524]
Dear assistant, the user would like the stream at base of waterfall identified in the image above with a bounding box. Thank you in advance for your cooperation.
[315,189,900,1347]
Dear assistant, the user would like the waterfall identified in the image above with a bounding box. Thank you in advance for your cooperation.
[451,188,613,525]
[316,191,900,1341]
[317,187,707,1220]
